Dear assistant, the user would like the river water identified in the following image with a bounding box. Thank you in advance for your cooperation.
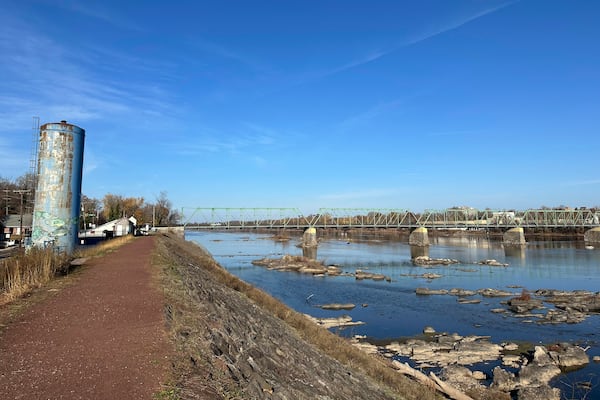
[186,230,600,398]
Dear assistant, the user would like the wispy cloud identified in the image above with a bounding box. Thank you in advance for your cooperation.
[323,50,391,77]
[82,149,100,177]
[401,1,517,48]
[338,99,405,131]
[175,121,288,157]
[0,17,178,132]
[313,1,517,80]
[242,123,280,145]
[52,0,143,31]
[176,133,274,156]
[189,38,275,75]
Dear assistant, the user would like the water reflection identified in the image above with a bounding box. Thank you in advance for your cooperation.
[410,245,429,259]
[302,246,318,260]
[504,245,526,259]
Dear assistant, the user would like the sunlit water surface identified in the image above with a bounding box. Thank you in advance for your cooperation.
[187,231,600,397]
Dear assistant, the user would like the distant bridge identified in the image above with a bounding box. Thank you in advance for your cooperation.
[182,207,600,230]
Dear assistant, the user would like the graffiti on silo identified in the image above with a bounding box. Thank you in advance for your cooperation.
[31,120,85,253]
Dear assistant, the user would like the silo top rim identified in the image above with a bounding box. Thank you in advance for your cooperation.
[40,121,85,133]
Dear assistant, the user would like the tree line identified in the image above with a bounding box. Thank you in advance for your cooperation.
[1,173,179,227]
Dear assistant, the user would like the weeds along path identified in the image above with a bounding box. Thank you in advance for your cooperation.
[0,236,171,400]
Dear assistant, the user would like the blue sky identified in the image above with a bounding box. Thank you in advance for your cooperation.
[1,0,599,213]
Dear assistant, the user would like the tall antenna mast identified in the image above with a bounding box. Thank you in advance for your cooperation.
[27,116,40,213]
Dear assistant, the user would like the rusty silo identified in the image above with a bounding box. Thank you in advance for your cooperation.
[31,120,85,253]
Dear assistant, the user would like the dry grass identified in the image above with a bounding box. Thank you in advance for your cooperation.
[0,236,135,306]
[77,235,135,257]
[156,234,441,400]
[0,247,69,305]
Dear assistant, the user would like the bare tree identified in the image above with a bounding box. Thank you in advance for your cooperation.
[0,174,34,218]
[153,191,179,226]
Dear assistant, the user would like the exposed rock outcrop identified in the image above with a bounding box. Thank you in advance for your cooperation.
[416,287,448,295]
[375,328,590,400]
[478,259,508,267]
[252,255,330,275]
[354,270,391,282]
[413,256,458,266]
[386,333,502,367]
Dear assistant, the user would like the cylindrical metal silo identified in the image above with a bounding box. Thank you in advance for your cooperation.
[31,120,85,253]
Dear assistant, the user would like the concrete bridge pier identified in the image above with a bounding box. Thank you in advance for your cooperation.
[409,227,429,247]
[504,245,526,259]
[584,227,600,245]
[302,246,318,260]
[410,245,430,259]
[302,227,318,248]
[503,227,526,246]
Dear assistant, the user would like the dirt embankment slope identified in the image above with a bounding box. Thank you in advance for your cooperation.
[156,233,436,400]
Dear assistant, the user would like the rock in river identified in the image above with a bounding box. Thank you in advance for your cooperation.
[413,256,459,266]
[416,287,448,295]
[319,303,356,310]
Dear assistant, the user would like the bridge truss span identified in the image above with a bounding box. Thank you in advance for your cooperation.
[182,207,311,229]
[182,207,600,230]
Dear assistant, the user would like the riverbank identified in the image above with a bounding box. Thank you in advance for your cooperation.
[188,230,600,400]
[154,232,438,399]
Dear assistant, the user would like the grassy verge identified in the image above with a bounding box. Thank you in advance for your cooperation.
[77,235,135,258]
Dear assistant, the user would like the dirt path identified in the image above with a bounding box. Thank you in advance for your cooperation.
[0,237,171,400]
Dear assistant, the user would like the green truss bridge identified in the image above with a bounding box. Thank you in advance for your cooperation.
[182,207,600,230]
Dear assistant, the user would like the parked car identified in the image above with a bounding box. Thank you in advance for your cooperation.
[0,240,16,249]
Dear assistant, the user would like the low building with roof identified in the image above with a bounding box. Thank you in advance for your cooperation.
[79,216,137,243]
[1,214,33,245]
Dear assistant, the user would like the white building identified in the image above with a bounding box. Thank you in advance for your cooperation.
[79,216,137,241]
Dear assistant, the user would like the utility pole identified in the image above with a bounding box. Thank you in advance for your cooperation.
[3,189,10,216]
[14,189,30,247]
[81,202,86,242]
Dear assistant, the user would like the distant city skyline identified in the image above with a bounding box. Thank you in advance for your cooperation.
[1,0,599,213]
